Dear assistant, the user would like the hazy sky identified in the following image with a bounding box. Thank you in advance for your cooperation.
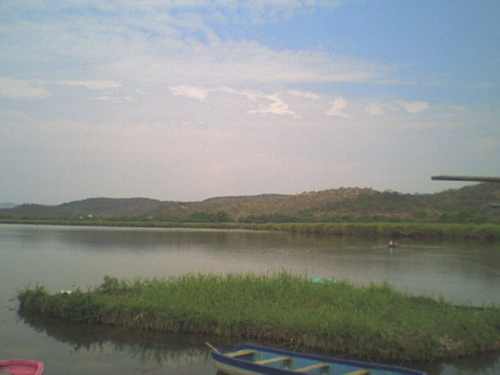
[1,1,499,204]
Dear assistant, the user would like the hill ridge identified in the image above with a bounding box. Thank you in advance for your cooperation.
[1,184,499,223]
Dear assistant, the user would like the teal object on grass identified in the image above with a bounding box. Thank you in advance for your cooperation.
[311,276,335,284]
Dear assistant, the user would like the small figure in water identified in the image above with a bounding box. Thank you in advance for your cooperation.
[388,240,398,248]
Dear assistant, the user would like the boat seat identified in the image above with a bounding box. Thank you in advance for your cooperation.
[345,370,370,375]
[294,362,329,373]
[255,356,291,365]
[225,349,256,358]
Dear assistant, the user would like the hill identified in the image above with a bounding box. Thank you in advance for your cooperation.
[1,184,499,223]
[0,198,162,220]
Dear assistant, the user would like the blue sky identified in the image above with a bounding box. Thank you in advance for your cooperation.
[0,1,499,204]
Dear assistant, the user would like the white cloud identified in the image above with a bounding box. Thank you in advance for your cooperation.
[366,103,385,116]
[396,100,430,114]
[168,85,297,117]
[0,1,340,15]
[325,97,349,118]
[249,94,296,117]
[0,2,395,95]
[170,85,209,101]
[60,80,121,90]
[287,90,320,100]
[2,1,341,25]
[0,77,49,99]
[104,41,386,88]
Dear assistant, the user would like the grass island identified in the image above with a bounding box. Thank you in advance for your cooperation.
[18,273,500,363]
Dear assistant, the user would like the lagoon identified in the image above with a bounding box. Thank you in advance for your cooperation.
[1,224,499,374]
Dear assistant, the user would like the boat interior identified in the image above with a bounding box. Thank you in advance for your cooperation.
[226,348,371,375]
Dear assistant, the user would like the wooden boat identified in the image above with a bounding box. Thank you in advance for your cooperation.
[208,343,426,375]
[0,360,44,375]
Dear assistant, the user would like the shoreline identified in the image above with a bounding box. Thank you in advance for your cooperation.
[18,274,500,362]
[2,219,500,241]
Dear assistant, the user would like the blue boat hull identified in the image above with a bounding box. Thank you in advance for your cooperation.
[211,343,426,375]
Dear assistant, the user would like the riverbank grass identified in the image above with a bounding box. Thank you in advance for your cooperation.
[18,273,500,362]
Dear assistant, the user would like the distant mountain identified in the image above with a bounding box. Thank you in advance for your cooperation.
[1,184,499,223]
[0,202,17,209]
[0,198,161,219]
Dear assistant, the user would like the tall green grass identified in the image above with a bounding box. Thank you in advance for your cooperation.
[18,273,500,362]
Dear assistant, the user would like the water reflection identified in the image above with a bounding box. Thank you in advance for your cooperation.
[19,312,500,375]
[7,224,389,252]
[420,352,500,375]
[3,224,500,375]
[19,313,217,374]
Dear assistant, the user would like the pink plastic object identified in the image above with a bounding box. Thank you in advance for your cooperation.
[0,360,44,375]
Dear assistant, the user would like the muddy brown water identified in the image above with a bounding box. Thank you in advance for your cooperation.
[1,224,499,374]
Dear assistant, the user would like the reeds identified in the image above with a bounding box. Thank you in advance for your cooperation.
[18,273,500,362]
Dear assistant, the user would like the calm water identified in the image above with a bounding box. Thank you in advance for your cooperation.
[0,224,499,375]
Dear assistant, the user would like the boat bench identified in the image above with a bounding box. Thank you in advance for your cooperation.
[293,363,370,374]
[226,349,256,358]
[294,362,330,373]
[255,356,291,365]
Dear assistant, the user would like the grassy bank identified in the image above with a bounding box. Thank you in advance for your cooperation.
[2,218,500,241]
[18,273,500,362]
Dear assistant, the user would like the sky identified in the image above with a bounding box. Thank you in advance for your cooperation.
[1,0,499,204]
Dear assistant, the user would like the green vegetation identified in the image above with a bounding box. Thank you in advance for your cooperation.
[3,183,499,241]
[2,218,500,241]
[2,183,500,224]
[18,273,500,362]
[189,210,232,222]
